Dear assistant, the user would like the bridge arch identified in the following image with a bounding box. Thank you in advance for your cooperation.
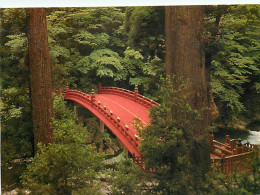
[64,86,159,163]
[63,86,259,173]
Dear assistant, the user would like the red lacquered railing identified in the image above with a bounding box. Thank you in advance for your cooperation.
[99,85,159,108]
[64,89,146,166]
[63,87,259,173]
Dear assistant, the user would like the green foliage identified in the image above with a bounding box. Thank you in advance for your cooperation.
[124,7,165,59]
[123,47,164,94]
[5,33,27,52]
[45,8,128,89]
[1,9,29,90]
[77,49,124,80]
[21,95,105,194]
[206,5,260,122]
[0,8,28,37]
[106,155,148,195]
[1,10,33,189]
[1,7,165,95]
[1,87,33,164]
[1,6,260,194]
[139,76,213,194]
[74,31,110,49]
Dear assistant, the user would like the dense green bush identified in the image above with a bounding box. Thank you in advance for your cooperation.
[106,155,148,195]
[21,95,105,194]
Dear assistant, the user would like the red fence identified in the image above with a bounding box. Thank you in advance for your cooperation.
[210,134,259,174]
[64,89,141,158]
[99,85,159,108]
[211,152,256,174]
[64,87,259,173]
[64,86,161,168]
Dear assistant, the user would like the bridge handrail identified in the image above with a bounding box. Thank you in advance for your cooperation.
[100,86,159,108]
[213,140,231,149]
[65,90,139,143]
[211,151,256,174]
[64,90,140,150]
[213,144,234,155]
[212,139,258,156]
[243,142,259,151]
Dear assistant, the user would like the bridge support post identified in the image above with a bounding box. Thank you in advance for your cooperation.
[100,120,104,133]
[91,88,95,107]
[225,135,230,145]
[66,84,69,91]
[235,139,243,154]
[134,85,138,102]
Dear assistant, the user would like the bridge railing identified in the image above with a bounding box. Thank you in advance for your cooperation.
[99,86,159,108]
[210,134,259,174]
[64,89,140,152]
[211,151,257,174]
[210,134,259,157]
[211,140,234,158]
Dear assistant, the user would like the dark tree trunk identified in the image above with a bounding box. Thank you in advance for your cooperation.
[165,6,211,175]
[28,8,53,149]
[165,6,209,136]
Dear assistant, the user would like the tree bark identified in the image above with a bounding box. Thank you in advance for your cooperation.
[28,8,53,149]
[165,6,209,136]
[165,6,211,175]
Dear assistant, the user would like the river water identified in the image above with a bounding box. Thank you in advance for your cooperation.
[214,130,260,145]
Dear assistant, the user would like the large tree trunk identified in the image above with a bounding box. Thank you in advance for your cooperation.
[165,6,209,135]
[28,8,53,149]
[165,6,210,176]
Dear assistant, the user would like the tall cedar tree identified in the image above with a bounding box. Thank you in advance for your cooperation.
[28,8,53,149]
[165,6,211,174]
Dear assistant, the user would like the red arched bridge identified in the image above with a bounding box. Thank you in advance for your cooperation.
[63,85,258,173]
[64,85,159,167]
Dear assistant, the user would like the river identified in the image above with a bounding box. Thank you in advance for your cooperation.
[214,130,260,145]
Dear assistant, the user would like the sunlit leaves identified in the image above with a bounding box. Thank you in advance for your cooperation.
[77,49,124,80]
[5,33,27,52]
[73,31,110,49]
[49,45,70,59]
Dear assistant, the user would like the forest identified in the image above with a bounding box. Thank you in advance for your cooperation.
[1,5,260,194]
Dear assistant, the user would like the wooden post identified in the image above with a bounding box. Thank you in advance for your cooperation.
[210,133,214,146]
[235,139,243,154]
[225,135,230,145]
[230,139,236,151]
[91,88,95,107]
[134,85,138,102]
[65,84,69,92]
[210,133,214,152]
